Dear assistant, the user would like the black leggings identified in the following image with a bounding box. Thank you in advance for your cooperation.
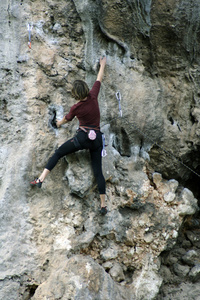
[45,130,106,194]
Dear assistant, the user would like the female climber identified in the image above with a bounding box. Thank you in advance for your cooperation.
[30,56,107,215]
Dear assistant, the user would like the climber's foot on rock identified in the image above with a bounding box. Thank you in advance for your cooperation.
[30,178,43,188]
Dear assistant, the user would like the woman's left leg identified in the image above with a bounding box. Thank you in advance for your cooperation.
[45,138,77,171]
[31,138,78,185]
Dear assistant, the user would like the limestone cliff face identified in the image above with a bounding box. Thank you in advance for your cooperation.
[1,1,200,299]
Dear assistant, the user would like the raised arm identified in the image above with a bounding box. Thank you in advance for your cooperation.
[96,56,106,82]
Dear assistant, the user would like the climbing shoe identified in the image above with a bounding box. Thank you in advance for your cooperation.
[100,206,107,215]
[30,178,42,188]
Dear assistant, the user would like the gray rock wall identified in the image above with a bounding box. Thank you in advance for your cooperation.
[1,0,200,299]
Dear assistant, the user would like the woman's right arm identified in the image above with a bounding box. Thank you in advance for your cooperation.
[97,56,106,82]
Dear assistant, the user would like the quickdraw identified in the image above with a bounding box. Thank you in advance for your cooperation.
[27,23,33,49]
[101,134,107,157]
[116,91,122,117]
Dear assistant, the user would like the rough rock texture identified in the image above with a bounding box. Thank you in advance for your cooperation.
[1,0,200,299]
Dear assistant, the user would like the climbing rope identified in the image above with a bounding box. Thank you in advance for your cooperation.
[110,91,200,179]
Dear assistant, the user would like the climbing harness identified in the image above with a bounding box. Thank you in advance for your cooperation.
[79,126,107,157]
[116,91,122,117]
[80,126,97,141]
[27,23,33,49]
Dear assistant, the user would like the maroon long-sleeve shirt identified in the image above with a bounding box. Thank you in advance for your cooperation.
[65,81,101,128]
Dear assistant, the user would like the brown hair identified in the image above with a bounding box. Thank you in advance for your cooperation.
[71,80,89,100]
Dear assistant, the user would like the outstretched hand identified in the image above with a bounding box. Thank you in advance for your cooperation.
[100,56,106,67]
[97,56,106,82]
